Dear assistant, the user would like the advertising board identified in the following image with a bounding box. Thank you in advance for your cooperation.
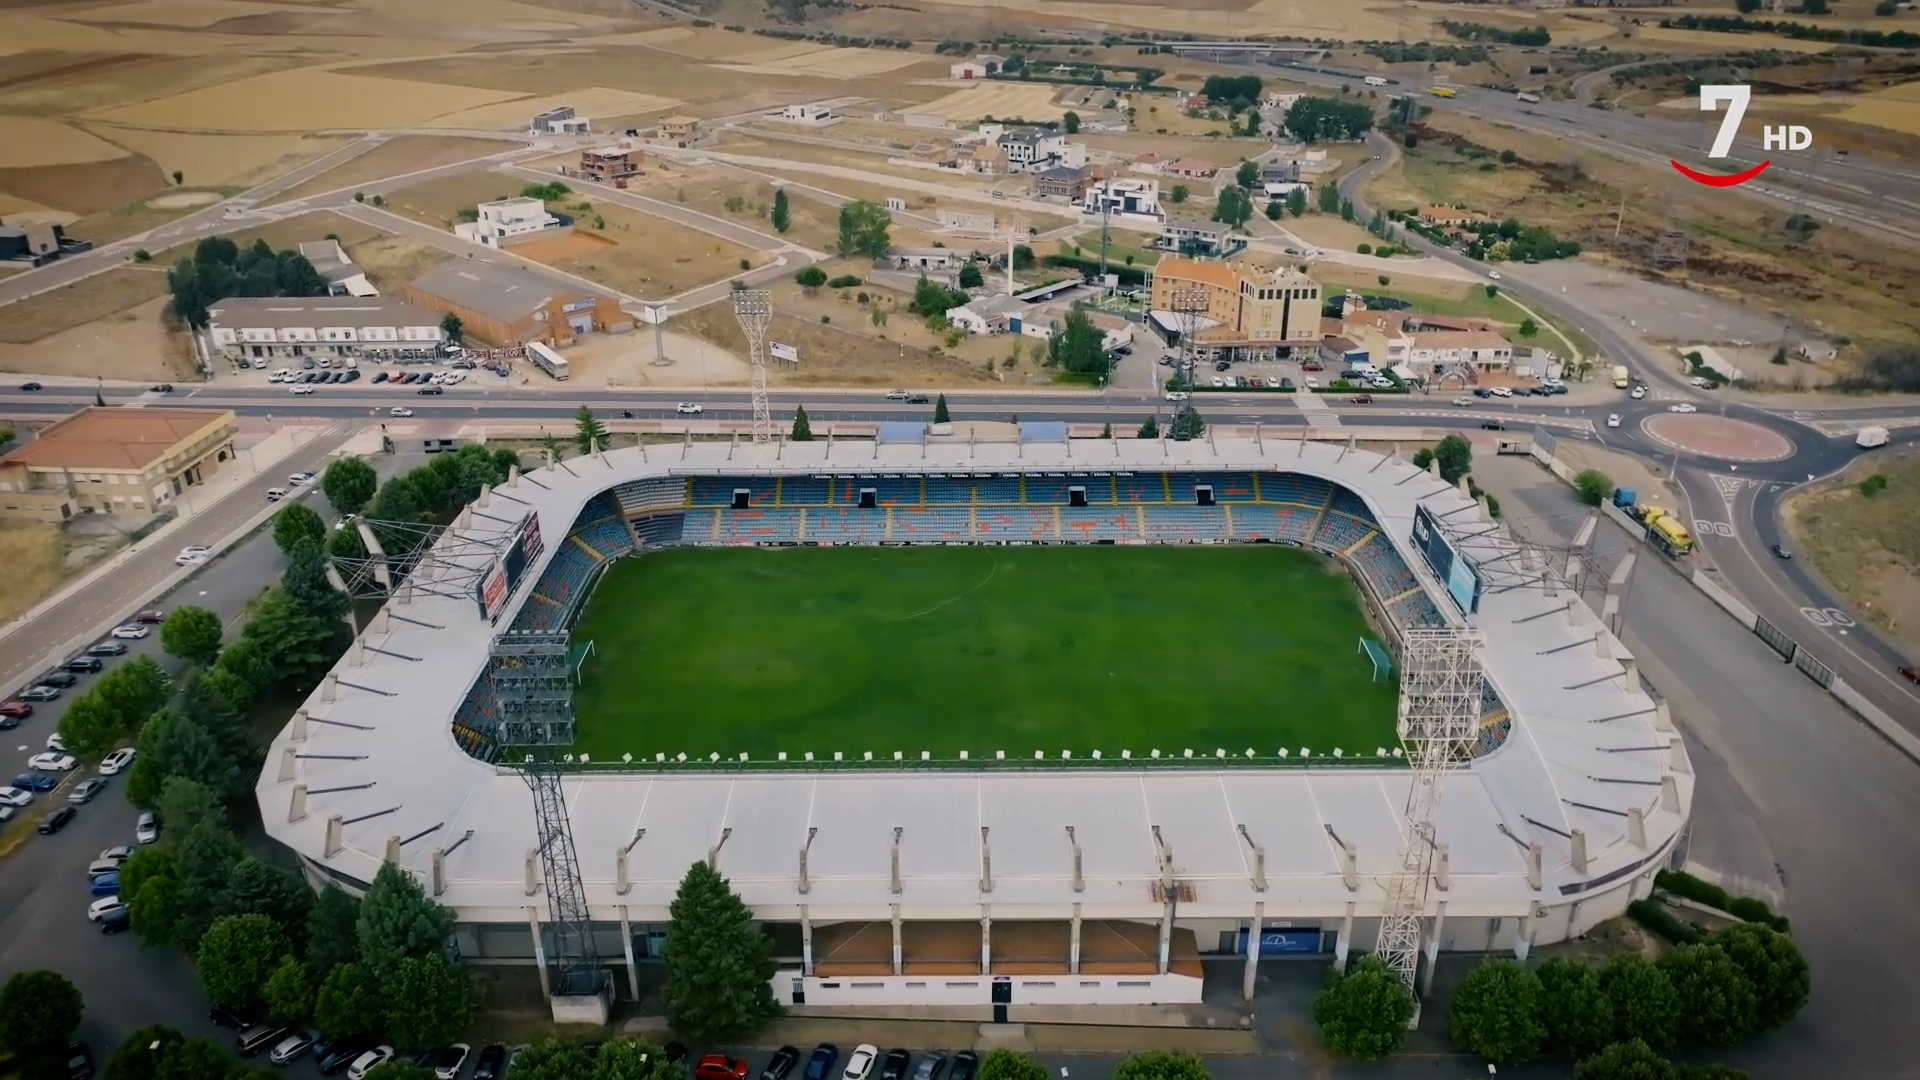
[476,559,509,623]
[1410,504,1482,615]
[474,513,547,622]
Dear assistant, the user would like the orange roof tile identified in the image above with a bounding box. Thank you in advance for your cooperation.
[0,407,231,472]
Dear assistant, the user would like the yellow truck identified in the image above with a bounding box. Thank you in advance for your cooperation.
[1639,506,1695,556]
[1613,365,1631,389]
[1429,87,1457,98]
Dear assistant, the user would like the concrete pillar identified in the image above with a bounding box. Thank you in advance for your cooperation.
[891,905,903,976]
[527,908,552,999]
[980,913,992,975]
[1421,901,1447,997]
[1334,902,1355,970]
[800,907,814,976]
[1514,914,1534,961]
[619,906,639,1002]
[1158,902,1174,975]
[1242,900,1264,1002]
[1069,905,1082,975]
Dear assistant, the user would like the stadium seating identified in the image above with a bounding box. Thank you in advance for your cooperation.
[614,477,685,514]
[824,477,917,506]
[1180,472,1258,503]
[689,476,778,507]
[574,516,635,561]
[1142,505,1230,542]
[973,477,1024,504]
[974,507,1056,540]
[807,508,886,543]
[629,513,687,547]
[1022,475,1075,504]
[1059,509,1135,542]
[1311,511,1376,555]
[1350,533,1417,598]
[893,505,974,542]
[780,476,831,506]
[1116,475,1165,504]
[923,477,975,505]
[719,508,803,544]
[1389,590,1447,630]
[1231,505,1314,544]
[1257,473,1333,508]
[1329,486,1373,521]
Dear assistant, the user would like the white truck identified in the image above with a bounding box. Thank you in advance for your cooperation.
[1517,92,1541,104]
[1856,425,1889,449]
[1364,75,1388,87]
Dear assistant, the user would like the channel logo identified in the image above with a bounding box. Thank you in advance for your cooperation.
[1669,85,1807,188]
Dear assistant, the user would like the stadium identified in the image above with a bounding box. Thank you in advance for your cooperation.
[257,427,1694,1017]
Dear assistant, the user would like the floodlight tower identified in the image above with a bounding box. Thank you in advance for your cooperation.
[995,214,1029,296]
[732,289,774,444]
[1375,628,1485,1018]
[519,757,608,1000]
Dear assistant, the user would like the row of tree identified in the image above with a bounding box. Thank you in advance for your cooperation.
[167,237,332,330]
[323,445,521,563]
[1282,97,1375,144]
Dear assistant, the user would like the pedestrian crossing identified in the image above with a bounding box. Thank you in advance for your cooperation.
[1293,389,1344,431]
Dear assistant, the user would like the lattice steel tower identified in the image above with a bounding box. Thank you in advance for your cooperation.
[521,759,607,998]
[732,289,774,444]
[1375,628,1485,1013]
[486,632,575,745]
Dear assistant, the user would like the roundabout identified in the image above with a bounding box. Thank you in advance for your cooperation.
[1640,412,1797,463]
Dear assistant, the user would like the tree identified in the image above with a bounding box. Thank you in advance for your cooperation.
[1265,200,1283,221]
[1047,307,1109,377]
[1572,1039,1675,1080]
[321,457,378,516]
[1235,159,1260,189]
[271,502,326,556]
[57,693,125,760]
[770,189,791,234]
[127,709,242,808]
[1318,184,1341,213]
[592,1040,684,1080]
[437,313,463,346]
[1138,416,1158,438]
[1286,188,1307,217]
[1433,433,1473,484]
[1213,187,1253,229]
[1312,955,1414,1059]
[221,857,312,948]
[0,971,83,1054]
[1340,197,1355,222]
[976,1049,1049,1080]
[357,861,454,987]
[933,394,951,424]
[958,263,984,289]
[1170,404,1205,441]
[836,200,892,257]
[1169,184,1189,204]
[1283,96,1375,142]
[795,265,828,290]
[118,847,176,913]
[1448,960,1546,1063]
[362,1064,437,1080]
[507,1041,593,1080]
[130,874,181,948]
[1111,1050,1211,1080]
[198,915,289,1010]
[1062,110,1081,134]
[1011,244,1034,270]
[1706,923,1808,1032]
[383,953,473,1049]
[1537,958,1616,1060]
[264,955,315,1025]
[1574,469,1615,507]
[1600,955,1680,1052]
[315,963,385,1042]
[1659,943,1756,1048]
[197,666,256,718]
[282,535,349,626]
[173,819,244,947]
[790,405,814,442]
[95,656,172,732]
[662,861,780,1040]
[155,1039,237,1080]
[574,405,610,456]
[306,886,363,974]
[156,607,224,670]
[242,587,341,686]
[102,1024,185,1080]
[158,775,224,838]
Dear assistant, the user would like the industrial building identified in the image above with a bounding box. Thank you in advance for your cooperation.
[405,262,629,348]
[0,407,236,522]
[206,296,444,363]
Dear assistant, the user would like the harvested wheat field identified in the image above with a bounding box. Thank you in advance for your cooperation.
[719,46,924,80]
[0,153,169,216]
[268,135,523,205]
[0,293,197,382]
[529,201,763,299]
[0,268,170,346]
[355,0,621,30]
[90,67,527,132]
[84,127,348,187]
[428,86,680,130]
[67,0,321,28]
[915,83,1065,122]
[0,524,67,625]
[0,116,129,167]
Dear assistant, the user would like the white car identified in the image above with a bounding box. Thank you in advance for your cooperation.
[1487,269,1502,280]
[1210,377,1225,387]
[843,1045,879,1080]
[347,1046,396,1080]
[110,625,150,640]
[1164,391,1190,402]
[175,546,210,566]
[1452,397,1472,407]
[1607,414,1621,428]
[1304,376,1319,388]
[1669,403,1698,414]
[289,471,316,485]
[1630,386,1647,400]
[99,748,136,775]
[266,487,289,502]
[434,1043,471,1080]
[885,390,910,401]
[1489,386,1513,398]
[88,897,127,922]
[428,372,446,384]
[675,402,704,415]
[98,845,133,864]
[289,385,315,395]
[135,811,159,845]
[46,733,64,752]
[0,786,32,807]
[29,753,77,772]
[442,372,465,385]
[389,407,414,418]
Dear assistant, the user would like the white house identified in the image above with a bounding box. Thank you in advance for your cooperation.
[530,106,589,135]
[1262,181,1310,201]
[950,60,990,80]
[1406,330,1514,377]
[454,197,563,249]
[779,102,836,125]
[998,130,1068,174]
[1081,178,1163,224]
[945,294,1033,336]
[297,240,376,297]
[889,247,963,272]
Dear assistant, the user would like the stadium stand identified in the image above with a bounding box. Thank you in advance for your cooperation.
[893,505,974,542]
[780,476,831,506]
[1022,475,1075,504]
[1329,486,1372,520]
[575,516,635,561]
[614,477,685,515]
[690,476,779,507]
[1311,510,1376,555]
[1232,505,1314,544]
[1350,533,1416,597]
[1389,589,1446,630]
[975,507,1056,540]
[1180,472,1258,503]
[1258,472,1333,507]
[808,508,886,543]
[629,513,687,547]
[719,508,803,544]
[1060,509,1135,542]
[1117,474,1165,504]
[1143,505,1230,542]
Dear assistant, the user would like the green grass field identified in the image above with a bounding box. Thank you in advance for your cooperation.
[570,546,1399,764]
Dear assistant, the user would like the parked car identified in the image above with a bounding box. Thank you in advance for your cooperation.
[911,1053,947,1080]
[20,685,59,703]
[46,733,65,752]
[348,1046,396,1080]
[947,1052,978,1080]
[879,1050,911,1080]
[760,1046,800,1080]
[98,908,131,935]
[270,1032,319,1066]
[39,806,77,834]
[0,701,33,719]
[0,786,32,807]
[696,1055,750,1080]
[372,372,390,384]
[86,642,128,657]
[471,1045,507,1080]
[803,1045,839,1080]
[13,772,58,792]
[90,873,120,897]
[87,858,122,877]
[68,778,108,804]
[135,811,160,844]
[62,1042,93,1080]
[843,1045,878,1080]
[110,624,151,639]
[238,1025,291,1058]
[208,1006,252,1030]
[100,844,132,862]
[317,1041,372,1076]
[30,753,78,772]
[62,657,103,674]
[37,671,78,688]
[99,748,136,775]
[135,609,166,623]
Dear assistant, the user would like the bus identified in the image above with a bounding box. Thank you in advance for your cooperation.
[526,341,570,381]
[1612,365,1630,389]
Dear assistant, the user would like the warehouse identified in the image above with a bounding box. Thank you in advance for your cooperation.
[404,262,629,348]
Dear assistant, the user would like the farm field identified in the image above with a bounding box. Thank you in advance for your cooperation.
[80,128,347,188]
[267,136,525,206]
[521,199,765,300]
[0,268,171,346]
[914,82,1068,123]
[570,545,1399,762]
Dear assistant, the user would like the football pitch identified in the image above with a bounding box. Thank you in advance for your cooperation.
[570,546,1400,764]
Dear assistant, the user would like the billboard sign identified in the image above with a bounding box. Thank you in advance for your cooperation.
[476,559,509,623]
[562,299,597,314]
[476,513,547,622]
[1410,504,1481,615]
[770,341,799,363]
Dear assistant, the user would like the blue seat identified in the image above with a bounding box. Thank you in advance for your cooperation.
[781,476,831,506]
[718,508,802,543]
[809,508,886,542]
[1258,472,1332,507]
[894,505,973,542]
[1060,508,1135,541]
[1143,505,1229,542]
[1233,505,1312,544]
[614,477,685,514]
[974,507,1055,540]
[1023,476,1074,504]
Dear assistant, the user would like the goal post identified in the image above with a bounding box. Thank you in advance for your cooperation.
[1358,637,1393,683]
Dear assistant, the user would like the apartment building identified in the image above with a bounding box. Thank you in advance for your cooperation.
[0,407,236,522]
[577,146,642,185]
[1147,257,1322,359]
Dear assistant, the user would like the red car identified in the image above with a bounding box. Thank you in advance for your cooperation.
[134,609,165,623]
[0,701,32,719]
[1349,394,1374,404]
[1900,666,1920,685]
[694,1055,749,1080]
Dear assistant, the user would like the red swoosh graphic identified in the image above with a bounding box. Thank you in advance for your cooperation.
[1670,159,1771,187]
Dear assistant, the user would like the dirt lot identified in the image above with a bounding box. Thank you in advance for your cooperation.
[0,293,195,380]
[1781,446,1920,657]
[268,135,526,206]
[0,523,68,625]
[384,169,523,229]
[615,160,844,255]
[339,231,452,291]
[0,268,171,346]
[530,199,764,300]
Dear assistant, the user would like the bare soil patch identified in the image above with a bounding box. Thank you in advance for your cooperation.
[0,523,67,625]
[66,188,227,245]
[507,230,614,262]
[532,200,764,300]
[384,168,521,229]
[617,160,840,254]
[0,152,167,216]
[339,232,451,292]
[1781,447,1920,656]
[0,293,196,380]
[0,268,170,345]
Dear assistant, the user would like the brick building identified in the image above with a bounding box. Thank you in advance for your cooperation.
[0,407,236,522]
[405,262,630,348]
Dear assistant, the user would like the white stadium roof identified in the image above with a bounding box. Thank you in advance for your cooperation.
[258,435,1692,928]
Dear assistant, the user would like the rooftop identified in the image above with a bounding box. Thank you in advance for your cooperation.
[409,261,595,322]
[208,296,439,330]
[0,407,231,472]
[1152,255,1239,291]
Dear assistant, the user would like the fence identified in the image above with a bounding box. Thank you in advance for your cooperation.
[1753,614,1797,662]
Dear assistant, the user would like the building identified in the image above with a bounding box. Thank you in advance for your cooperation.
[577,146,642,185]
[888,247,963,272]
[1032,166,1089,201]
[998,130,1068,174]
[1405,330,1514,378]
[1258,155,1302,185]
[405,262,629,348]
[1081,178,1163,224]
[0,220,89,267]
[208,296,444,363]
[1418,205,1487,228]
[1129,152,1168,175]
[944,293,1035,336]
[297,240,376,297]
[1319,335,1368,367]
[957,142,1005,176]
[1164,158,1218,180]
[1262,181,1309,202]
[656,116,699,147]
[531,106,590,135]
[454,197,565,249]
[949,60,990,79]
[0,407,236,523]
[1148,257,1322,359]
[1161,217,1231,257]
[780,102,836,125]
[908,142,954,165]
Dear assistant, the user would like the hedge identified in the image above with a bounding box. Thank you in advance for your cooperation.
[1655,871,1789,932]
[1628,899,1701,946]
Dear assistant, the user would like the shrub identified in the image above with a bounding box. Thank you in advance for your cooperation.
[1573,1039,1675,1080]
[1600,955,1679,1052]
[827,274,864,288]
[1705,923,1808,1032]
[1313,956,1415,1059]
[1448,960,1546,1063]
[1859,473,1888,497]
[1357,243,1373,254]
[1659,943,1757,1048]
[1627,899,1701,945]
[1575,468,1615,506]
[1537,958,1615,1060]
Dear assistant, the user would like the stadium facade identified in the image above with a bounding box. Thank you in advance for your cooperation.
[258,433,1693,1013]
